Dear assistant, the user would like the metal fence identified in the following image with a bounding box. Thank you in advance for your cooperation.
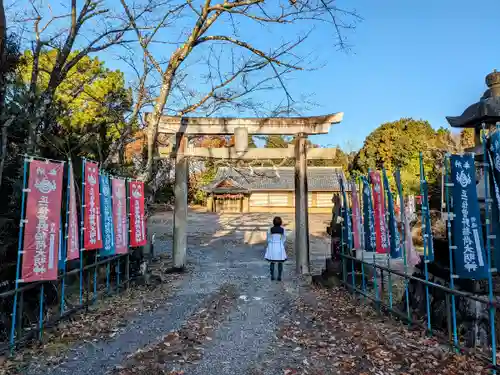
[0,154,150,354]
[0,251,133,353]
[337,137,500,373]
[338,250,499,366]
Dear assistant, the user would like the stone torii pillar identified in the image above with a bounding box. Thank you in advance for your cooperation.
[294,134,310,274]
[152,114,344,274]
[173,132,188,270]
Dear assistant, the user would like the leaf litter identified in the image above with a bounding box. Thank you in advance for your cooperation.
[253,284,491,375]
[109,283,238,375]
[0,254,185,375]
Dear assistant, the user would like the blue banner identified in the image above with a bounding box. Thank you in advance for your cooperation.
[450,154,488,279]
[58,219,65,270]
[487,132,500,270]
[99,174,115,256]
[339,177,352,248]
[421,173,435,262]
[362,177,376,252]
[382,169,402,258]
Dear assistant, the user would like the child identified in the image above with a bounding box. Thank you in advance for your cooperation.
[264,216,287,281]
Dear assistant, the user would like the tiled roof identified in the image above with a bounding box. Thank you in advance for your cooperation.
[202,166,346,192]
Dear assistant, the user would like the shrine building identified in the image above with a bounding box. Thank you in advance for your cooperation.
[201,166,346,213]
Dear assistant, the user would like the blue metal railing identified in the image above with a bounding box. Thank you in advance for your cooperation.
[337,146,500,372]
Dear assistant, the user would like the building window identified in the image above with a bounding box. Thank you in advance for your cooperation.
[317,192,334,207]
[268,193,288,207]
[250,192,269,206]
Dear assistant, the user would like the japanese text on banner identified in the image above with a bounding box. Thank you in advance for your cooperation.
[66,162,79,260]
[339,177,352,248]
[450,154,488,279]
[129,181,147,247]
[369,171,390,254]
[84,161,102,250]
[99,175,115,256]
[362,177,376,252]
[351,181,362,249]
[421,175,434,261]
[112,178,128,254]
[382,170,401,258]
[487,132,500,269]
[21,160,64,282]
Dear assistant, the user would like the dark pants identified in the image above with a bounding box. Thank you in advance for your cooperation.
[269,261,283,280]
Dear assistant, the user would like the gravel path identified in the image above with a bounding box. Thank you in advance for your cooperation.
[24,212,329,375]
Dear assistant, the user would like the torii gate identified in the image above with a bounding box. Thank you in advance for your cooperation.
[154,113,344,275]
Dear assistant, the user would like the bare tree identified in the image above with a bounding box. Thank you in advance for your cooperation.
[101,48,154,169]
[117,0,360,182]
[8,0,136,151]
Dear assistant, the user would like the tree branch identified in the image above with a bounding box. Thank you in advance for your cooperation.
[195,35,302,70]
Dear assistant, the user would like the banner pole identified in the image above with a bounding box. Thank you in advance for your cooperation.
[355,178,367,296]
[358,179,366,299]
[349,198,355,291]
[419,152,432,335]
[107,176,112,294]
[59,216,64,316]
[93,173,100,303]
[111,177,121,292]
[38,283,44,341]
[116,257,120,292]
[9,156,29,351]
[79,158,86,305]
[61,160,71,316]
[382,168,394,309]
[340,190,346,287]
[482,128,497,373]
[444,154,458,349]
[395,170,411,325]
[125,180,130,289]
[106,261,110,293]
[341,176,355,291]
[367,172,380,308]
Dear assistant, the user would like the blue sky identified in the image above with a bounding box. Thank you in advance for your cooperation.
[305,0,500,149]
[18,0,500,151]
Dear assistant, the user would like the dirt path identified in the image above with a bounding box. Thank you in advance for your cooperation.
[15,211,487,375]
[23,212,327,375]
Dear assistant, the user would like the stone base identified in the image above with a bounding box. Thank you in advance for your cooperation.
[402,267,495,348]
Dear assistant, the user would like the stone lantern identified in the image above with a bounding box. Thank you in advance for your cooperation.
[446,70,500,204]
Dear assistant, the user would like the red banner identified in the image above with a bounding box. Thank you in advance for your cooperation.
[129,180,147,247]
[370,171,390,254]
[66,162,79,260]
[351,181,362,249]
[83,161,102,250]
[22,160,64,282]
[112,179,128,254]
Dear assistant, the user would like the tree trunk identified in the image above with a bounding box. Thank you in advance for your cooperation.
[143,63,178,182]
[0,116,13,190]
[0,0,5,58]
[0,0,8,190]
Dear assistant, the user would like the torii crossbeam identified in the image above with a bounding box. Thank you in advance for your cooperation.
[154,113,344,275]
